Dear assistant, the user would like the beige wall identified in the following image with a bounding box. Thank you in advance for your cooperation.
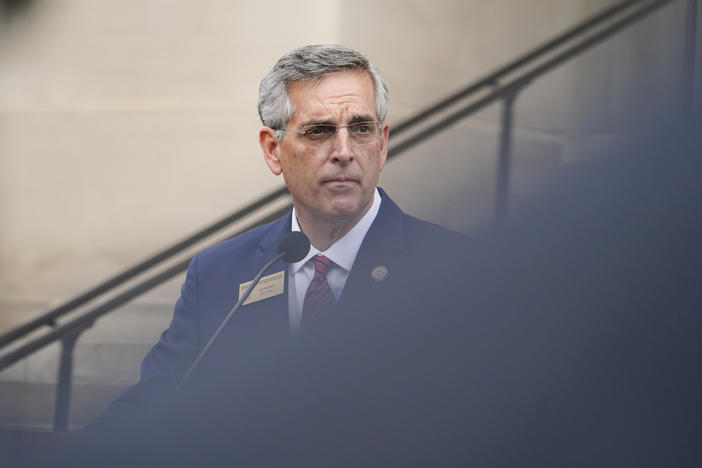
[0,0,694,320]
[0,1,343,305]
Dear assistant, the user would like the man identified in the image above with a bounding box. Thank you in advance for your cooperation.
[75,47,702,468]
[90,44,463,427]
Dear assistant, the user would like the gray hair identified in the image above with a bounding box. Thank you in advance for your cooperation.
[258,45,389,140]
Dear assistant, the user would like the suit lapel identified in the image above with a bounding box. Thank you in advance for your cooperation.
[219,213,293,349]
[338,189,408,313]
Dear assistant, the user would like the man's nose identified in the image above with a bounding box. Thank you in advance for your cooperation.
[330,128,354,163]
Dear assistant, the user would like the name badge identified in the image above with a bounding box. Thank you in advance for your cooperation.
[238,270,285,305]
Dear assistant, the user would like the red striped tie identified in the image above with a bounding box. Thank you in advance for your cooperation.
[301,255,336,326]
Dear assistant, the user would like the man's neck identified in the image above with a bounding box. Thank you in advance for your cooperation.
[296,208,369,252]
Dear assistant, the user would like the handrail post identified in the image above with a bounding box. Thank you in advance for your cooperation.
[684,0,698,117]
[53,328,85,432]
[494,87,521,228]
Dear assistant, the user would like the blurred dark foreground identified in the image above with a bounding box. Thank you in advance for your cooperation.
[10,116,702,467]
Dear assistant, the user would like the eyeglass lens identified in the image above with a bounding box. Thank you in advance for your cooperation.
[300,122,379,147]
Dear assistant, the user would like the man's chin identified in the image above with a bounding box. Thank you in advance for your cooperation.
[326,204,361,220]
[323,197,372,223]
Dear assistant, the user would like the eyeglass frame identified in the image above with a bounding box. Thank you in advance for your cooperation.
[277,120,384,147]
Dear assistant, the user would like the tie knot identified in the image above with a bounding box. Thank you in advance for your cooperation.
[311,255,333,277]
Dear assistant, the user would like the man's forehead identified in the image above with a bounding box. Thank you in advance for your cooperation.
[287,71,376,122]
[289,69,372,89]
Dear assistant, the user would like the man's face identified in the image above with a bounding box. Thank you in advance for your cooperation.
[260,71,389,228]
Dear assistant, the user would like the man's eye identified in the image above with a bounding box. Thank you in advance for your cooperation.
[303,126,334,138]
[351,123,373,135]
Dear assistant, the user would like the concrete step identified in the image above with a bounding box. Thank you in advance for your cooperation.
[1,299,175,428]
[0,380,130,430]
[0,426,79,465]
[2,300,173,382]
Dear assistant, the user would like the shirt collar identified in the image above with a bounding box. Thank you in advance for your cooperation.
[290,188,382,274]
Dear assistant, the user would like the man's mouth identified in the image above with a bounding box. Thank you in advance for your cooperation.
[322,177,359,185]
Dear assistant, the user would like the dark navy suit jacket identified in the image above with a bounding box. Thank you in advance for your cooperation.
[93,188,464,426]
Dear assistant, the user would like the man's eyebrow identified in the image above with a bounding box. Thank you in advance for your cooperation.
[299,115,377,127]
[349,114,377,124]
[300,119,335,127]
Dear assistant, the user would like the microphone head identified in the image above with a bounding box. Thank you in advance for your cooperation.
[278,231,311,263]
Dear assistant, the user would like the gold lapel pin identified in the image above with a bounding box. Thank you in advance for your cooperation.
[370,265,389,283]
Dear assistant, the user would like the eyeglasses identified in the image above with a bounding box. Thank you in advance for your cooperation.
[280,121,382,148]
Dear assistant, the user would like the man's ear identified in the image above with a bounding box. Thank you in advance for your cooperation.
[378,123,389,171]
[259,127,283,175]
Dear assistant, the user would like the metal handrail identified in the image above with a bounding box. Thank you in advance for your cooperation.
[0,187,288,349]
[0,0,687,430]
[0,204,293,372]
[386,0,677,224]
[389,0,643,137]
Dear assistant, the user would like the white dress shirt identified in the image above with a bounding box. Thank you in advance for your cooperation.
[288,188,382,335]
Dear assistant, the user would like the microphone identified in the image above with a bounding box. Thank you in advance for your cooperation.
[277,231,310,263]
[173,231,310,395]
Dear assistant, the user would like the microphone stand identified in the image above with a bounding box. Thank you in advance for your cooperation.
[172,251,287,396]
